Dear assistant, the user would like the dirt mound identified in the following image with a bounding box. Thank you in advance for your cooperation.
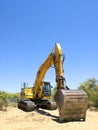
[0,107,98,130]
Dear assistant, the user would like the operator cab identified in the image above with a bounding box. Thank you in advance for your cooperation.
[43,82,52,96]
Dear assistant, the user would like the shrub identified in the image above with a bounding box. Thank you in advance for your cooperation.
[0,91,8,110]
[78,78,98,107]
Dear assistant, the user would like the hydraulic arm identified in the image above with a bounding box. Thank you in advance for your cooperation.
[33,43,65,99]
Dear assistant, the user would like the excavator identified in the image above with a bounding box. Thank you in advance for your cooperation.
[18,43,87,122]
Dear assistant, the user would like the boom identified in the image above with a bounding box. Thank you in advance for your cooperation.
[33,43,65,99]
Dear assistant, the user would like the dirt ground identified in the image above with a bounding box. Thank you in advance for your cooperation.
[0,107,98,130]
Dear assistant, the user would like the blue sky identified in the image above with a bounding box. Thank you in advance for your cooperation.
[0,0,98,92]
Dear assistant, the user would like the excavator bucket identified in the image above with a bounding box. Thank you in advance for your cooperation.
[54,89,88,122]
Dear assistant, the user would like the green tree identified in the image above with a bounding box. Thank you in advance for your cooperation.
[0,91,8,110]
[78,78,98,107]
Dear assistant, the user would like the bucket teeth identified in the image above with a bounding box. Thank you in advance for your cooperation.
[54,89,88,122]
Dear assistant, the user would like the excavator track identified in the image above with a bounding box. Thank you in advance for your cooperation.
[18,99,57,111]
[54,89,88,122]
[40,100,57,110]
[18,99,36,112]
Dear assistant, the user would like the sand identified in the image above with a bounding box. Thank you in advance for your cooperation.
[0,107,98,130]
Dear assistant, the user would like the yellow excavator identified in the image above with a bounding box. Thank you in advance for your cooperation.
[18,43,87,122]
